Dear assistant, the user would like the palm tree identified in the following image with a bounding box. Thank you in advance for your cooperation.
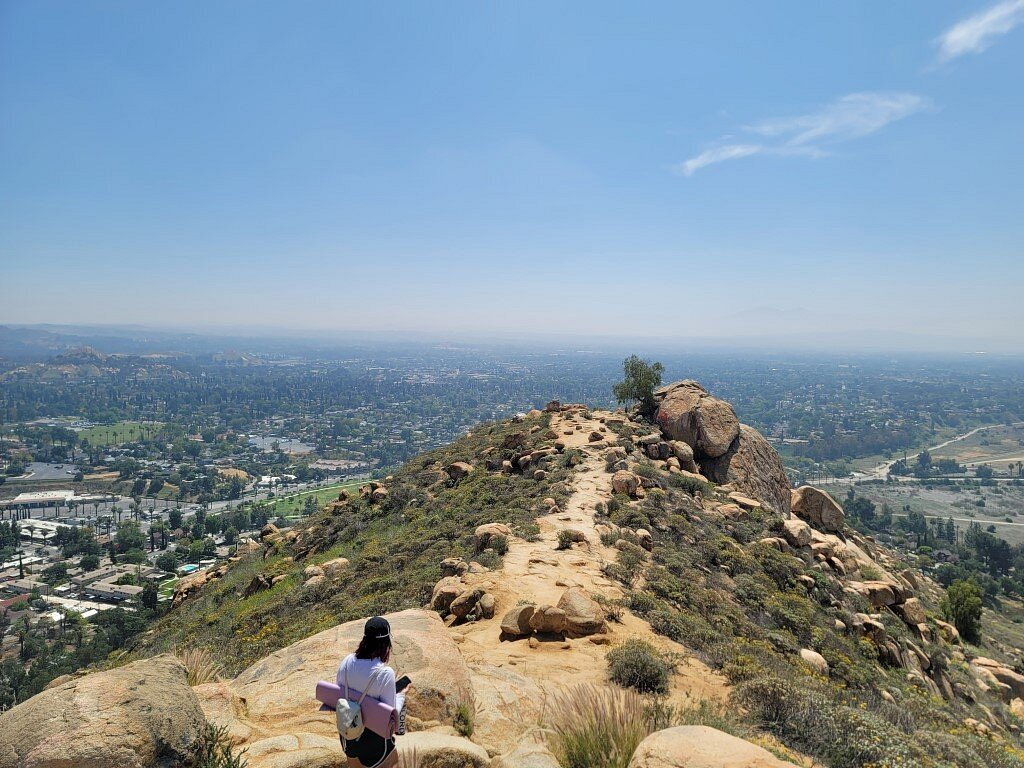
[64,611,87,649]
[152,520,168,549]
[16,615,32,660]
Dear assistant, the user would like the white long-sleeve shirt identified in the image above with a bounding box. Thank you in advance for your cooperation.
[336,653,405,712]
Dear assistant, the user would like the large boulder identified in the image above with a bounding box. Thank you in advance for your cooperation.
[847,580,902,609]
[492,739,562,768]
[971,657,1024,700]
[668,440,698,472]
[321,557,350,578]
[935,618,961,645]
[0,655,206,768]
[791,486,845,532]
[628,725,793,767]
[782,519,812,548]
[556,587,607,637]
[893,597,927,627]
[529,605,568,634]
[654,381,740,459]
[431,576,466,614]
[799,648,829,675]
[449,588,484,619]
[446,462,474,481]
[701,424,791,515]
[500,605,536,638]
[196,609,475,768]
[611,470,640,497]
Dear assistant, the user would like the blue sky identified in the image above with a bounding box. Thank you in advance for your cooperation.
[1,1,1022,349]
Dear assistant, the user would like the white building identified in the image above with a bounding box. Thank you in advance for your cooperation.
[0,490,75,510]
[88,581,143,601]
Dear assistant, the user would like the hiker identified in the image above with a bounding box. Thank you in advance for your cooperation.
[336,616,411,768]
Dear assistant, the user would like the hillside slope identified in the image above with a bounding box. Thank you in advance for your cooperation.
[7,382,1024,768]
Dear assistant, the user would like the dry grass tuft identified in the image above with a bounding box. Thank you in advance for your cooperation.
[176,646,224,686]
[542,683,654,768]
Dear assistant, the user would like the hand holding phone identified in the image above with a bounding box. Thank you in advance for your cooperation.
[395,675,412,693]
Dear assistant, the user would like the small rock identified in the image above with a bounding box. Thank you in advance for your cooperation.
[478,593,496,619]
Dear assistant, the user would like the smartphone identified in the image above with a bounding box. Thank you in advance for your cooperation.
[395,675,412,693]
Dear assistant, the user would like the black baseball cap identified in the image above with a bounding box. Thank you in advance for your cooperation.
[364,616,391,640]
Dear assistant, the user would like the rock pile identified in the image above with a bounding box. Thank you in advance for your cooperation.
[651,381,789,514]
[654,381,740,458]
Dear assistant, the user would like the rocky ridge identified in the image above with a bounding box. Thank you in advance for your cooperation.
[3,381,1023,768]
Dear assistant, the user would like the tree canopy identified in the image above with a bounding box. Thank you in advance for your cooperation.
[941,579,983,644]
[612,355,664,417]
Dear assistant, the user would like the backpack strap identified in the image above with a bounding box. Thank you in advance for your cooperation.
[355,666,384,706]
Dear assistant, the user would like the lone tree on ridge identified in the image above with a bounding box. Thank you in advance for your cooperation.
[613,355,664,418]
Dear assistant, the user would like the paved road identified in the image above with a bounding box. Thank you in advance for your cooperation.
[835,425,1002,485]
[891,512,1024,528]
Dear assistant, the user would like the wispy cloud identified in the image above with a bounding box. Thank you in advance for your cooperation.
[678,92,930,176]
[680,144,762,177]
[936,0,1024,61]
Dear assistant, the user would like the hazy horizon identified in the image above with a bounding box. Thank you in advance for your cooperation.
[2,2,1022,347]
[5,320,1024,359]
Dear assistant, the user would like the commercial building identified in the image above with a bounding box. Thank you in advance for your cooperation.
[72,565,120,587]
[5,578,50,595]
[0,490,74,510]
[88,581,143,601]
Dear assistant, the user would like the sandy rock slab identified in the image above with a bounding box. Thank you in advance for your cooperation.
[628,725,793,768]
[0,654,206,768]
[196,609,475,768]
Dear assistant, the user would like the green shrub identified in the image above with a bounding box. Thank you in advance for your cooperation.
[634,463,657,480]
[453,701,474,737]
[490,533,508,556]
[556,530,576,550]
[593,593,624,623]
[561,449,584,468]
[733,677,918,768]
[187,723,248,768]
[607,638,671,694]
[941,579,983,644]
[665,472,712,497]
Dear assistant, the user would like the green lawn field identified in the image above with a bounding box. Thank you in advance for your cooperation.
[264,480,365,517]
[76,421,162,446]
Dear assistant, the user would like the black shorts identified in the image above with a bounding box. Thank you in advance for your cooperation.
[341,730,396,767]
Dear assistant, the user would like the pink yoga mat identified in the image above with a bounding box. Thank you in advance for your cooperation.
[315,680,398,739]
